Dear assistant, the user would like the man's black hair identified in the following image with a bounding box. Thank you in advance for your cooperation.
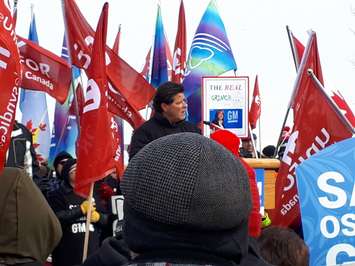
[153,82,184,113]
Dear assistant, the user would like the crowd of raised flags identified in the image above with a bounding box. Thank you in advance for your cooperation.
[1,0,355,264]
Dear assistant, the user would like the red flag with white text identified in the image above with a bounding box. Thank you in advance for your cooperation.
[17,36,71,104]
[0,2,21,172]
[75,3,115,197]
[249,75,261,129]
[64,0,147,129]
[272,32,353,227]
[110,116,124,178]
[171,0,186,83]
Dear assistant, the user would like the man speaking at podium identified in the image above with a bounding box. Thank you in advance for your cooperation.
[129,82,201,160]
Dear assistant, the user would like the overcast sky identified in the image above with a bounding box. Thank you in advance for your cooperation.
[14,0,355,148]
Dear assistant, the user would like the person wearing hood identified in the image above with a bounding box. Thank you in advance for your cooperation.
[0,167,62,265]
[210,129,262,238]
[5,121,39,178]
[82,133,270,266]
[46,152,74,196]
[47,158,107,266]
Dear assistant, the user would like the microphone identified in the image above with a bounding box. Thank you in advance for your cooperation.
[203,121,223,130]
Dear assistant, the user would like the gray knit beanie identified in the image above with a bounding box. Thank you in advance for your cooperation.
[121,132,251,230]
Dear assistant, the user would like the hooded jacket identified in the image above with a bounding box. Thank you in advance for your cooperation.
[0,167,62,265]
[47,159,107,266]
[210,129,262,238]
[5,121,39,178]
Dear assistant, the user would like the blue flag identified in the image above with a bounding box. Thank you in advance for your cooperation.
[183,0,237,124]
[296,137,355,266]
[150,5,168,88]
[48,35,81,166]
[20,14,51,161]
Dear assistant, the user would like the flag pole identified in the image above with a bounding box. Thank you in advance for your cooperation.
[61,0,81,136]
[286,25,300,71]
[308,69,355,134]
[12,0,18,26]
[274,31,314,157]
[61,1,94,262]
[249,123,259,159]
[258,114,262,157]
[82,183,94,262]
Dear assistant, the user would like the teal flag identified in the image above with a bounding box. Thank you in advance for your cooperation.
[183,0,237,124]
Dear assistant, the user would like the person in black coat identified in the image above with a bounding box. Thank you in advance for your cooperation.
[128,82,200,160]
[47,159,109,266]
[5,120,39,178]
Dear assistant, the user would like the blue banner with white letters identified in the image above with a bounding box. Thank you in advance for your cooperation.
[296,137,355,266]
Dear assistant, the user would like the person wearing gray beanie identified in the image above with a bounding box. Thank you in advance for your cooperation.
[81,133,271,266]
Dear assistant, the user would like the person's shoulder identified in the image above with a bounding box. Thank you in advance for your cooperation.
[183,121,201,133]
[132,118,156,137]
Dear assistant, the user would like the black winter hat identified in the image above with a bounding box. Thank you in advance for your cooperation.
[262,145,276,158]
[121,132,252,231]
[53,151,73,170]
[61,158,77,185]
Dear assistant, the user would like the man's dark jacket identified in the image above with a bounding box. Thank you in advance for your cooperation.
[129,113,201,160]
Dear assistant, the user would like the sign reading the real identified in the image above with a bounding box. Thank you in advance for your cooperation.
[295,137,355,266]
[202,76,249,138]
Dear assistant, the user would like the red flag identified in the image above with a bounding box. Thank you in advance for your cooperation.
[171,0,186,83]
[68,83,85,118]
[110,116,124,178]
[141,48,151,80]
[330,90,355,127]
[64,0,153,109]
[272,32,353,227]
[75,3,115,197]
[291,32,305,67]
[0,2,21,172]
[64,0,147,129]
[291,33,323,117]
[112,24,121,56]
[249,75,261,129]
[17,36,71,104]
[289,31,354,127]
[165,35,173,80]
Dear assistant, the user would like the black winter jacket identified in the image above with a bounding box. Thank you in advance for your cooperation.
[129,113,201,160]
[82,236,272,266]
[5,121,39,177]
[47,181,104,266]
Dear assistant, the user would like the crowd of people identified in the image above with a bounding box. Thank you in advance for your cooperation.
[0,82,308,266]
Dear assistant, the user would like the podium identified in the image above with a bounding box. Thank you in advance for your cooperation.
[243,158,280,209]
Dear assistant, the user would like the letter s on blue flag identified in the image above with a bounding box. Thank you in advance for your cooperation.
[296,137,355,266]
